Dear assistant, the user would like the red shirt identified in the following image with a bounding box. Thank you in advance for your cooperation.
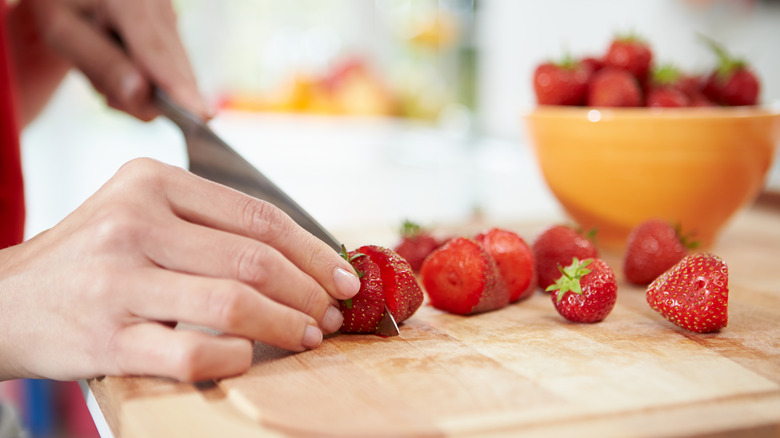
[0,3,25,249]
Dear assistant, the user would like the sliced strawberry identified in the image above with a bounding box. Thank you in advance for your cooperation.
[646,253,728,333]
[421,237,509,315]
[547,258,617,323]
[339,249,385,333]
[624,220,697,285]
[532,225,599,291]
[474,228,537,302]
[359,245,423,323]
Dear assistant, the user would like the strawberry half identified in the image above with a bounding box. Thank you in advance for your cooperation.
[532,225,599,291]
[393,220,443,273]
[474,228,537,303]
[359,245,423,323]
[338,245,424,334]
[421,237,510,315]
[623,219,697,285]
[547,258,618,323]
[339,249,385,333]
[646,253,728,333]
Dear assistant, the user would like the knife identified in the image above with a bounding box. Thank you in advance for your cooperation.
[154,90,400,337]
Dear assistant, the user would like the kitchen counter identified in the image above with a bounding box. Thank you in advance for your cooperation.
[86,201,780,438]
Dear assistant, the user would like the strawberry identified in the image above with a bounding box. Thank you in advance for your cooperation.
[646,65,691,108]
[420,237,510,315]
[700,35,760,106]
[359,245,424,323]
[646,253,728,333]
[392,220,442,273]
[532,56,591,106]
[580,56,604,75]
[623,220,698,285]
[586,68,642,107]
[338,245,424,333]
[339,249,385,333]
[603,34,654,82]
[474,228,537,302]
[547,258,618,323]
[532,225,599,291]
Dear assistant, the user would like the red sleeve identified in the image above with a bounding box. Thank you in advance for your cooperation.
[0,2,26,249]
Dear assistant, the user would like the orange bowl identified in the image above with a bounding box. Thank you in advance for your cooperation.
[525,106,780,249]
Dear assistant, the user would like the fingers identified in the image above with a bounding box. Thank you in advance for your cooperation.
[106,0,211,119]
[37,0,158,120]
[109,323,253,382]
[154,162,361,302]
[139,220,345,334]
[123,268,324,352]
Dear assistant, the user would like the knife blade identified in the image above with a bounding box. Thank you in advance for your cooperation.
[154,90,400,337]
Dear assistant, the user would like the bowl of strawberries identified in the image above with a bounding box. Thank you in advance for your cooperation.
[525,34,780,249]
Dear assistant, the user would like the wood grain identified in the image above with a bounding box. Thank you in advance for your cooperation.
[89,206,780,437]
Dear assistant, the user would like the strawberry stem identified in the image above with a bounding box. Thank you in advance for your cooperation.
[546,258,593,303]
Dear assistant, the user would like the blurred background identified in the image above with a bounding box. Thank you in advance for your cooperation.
[2,0,779,436]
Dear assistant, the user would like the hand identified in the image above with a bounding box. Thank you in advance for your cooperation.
[0,159,360,382]
[21,0,210,121]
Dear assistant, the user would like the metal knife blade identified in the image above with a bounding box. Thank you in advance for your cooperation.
[155,90,400,337]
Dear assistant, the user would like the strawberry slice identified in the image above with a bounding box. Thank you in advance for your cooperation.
[646,252,728,333]
[421,237,510,315]
[547,258,617,323]
[339,249,385,333]
[474,228,537,303]
[359,245,423,324]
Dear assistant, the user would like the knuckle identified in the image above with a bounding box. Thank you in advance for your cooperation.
[239,198,289,243]
[235,245,271,287]
[89,207,146,251]
[115,158,164,187]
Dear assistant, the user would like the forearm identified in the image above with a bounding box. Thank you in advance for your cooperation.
[5,0,71,126]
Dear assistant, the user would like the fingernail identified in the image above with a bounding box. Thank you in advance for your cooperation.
[322,306,344,334]
[334,267,361,298]
[302,325,323,349]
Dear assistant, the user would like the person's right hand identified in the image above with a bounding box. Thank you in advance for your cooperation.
[0,159,360,382]
[22,0,210,120]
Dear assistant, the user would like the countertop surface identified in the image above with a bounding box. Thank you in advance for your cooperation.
[88,202,780,438]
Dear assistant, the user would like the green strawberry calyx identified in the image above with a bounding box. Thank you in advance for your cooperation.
[400,219,423,239]
[652,64,682,87]
[340,244,367,309]
[698,33,747,79]
[546,257,593,303]
[673,222,701,250]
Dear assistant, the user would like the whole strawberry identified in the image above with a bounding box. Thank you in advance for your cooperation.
[603,35,654,82]
[474,228,537,303]
[339,245,424,334]
[700,35,760,106]
[586,68,642,107]
[646,65,691,108]
[533,56,591,106]
[646,253,728,333]
[421,237,510,315]
[533,225,599,290]
[624,220,698,285]
[393,220,442,273]
[547,258,617,323]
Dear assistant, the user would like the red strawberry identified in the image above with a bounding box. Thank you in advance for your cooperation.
[421,237,510,315]
[603,35,654,82]
[393,220,442,273]
[339,249,385,333]
[547,258,617,323]
[646,65,691,107]
[623,220,697,285]
[338,245,424,334]
[646,87,689,107]
[359,245,423,323]
[474,228,537,302]
[700,35,760,106]
[646,253,728,333]
[532,225,599,290]
[533,56,591,106]
[580,56,604,75]
[586,68,642,107]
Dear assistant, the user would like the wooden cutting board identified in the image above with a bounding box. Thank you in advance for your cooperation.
[89,205,780,438]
